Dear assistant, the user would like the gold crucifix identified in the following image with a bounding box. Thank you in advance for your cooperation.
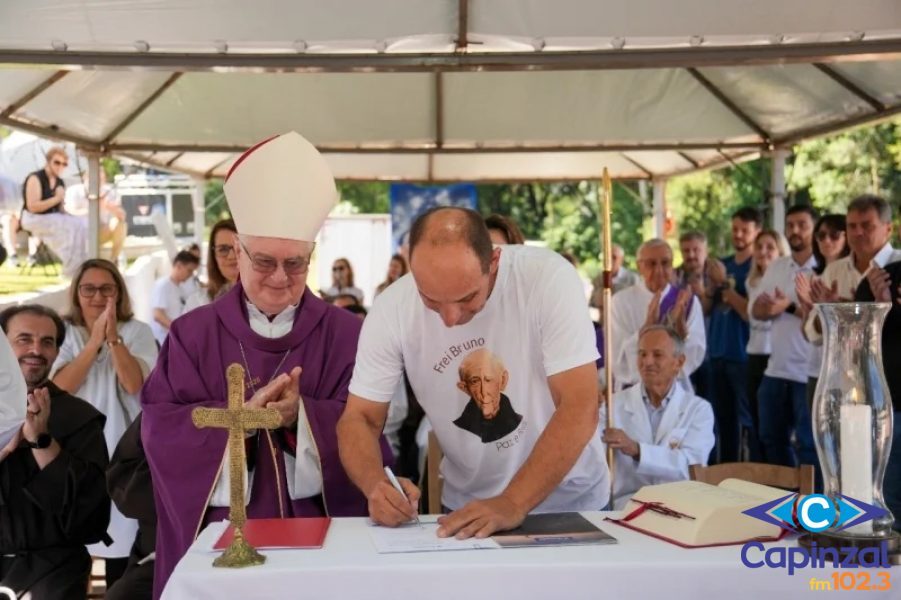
[192,363,282,568]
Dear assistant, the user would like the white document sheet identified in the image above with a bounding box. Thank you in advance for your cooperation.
[368,520,501,554]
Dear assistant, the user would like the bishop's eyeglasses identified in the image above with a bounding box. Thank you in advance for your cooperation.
[239,241,311,276]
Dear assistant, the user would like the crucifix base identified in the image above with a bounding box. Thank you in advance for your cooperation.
[213,528,267,568]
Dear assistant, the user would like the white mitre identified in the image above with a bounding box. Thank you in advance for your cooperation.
[223,131,338,241]
[0,334,26,449]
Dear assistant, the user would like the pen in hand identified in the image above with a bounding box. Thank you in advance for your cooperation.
[384,466,423,529]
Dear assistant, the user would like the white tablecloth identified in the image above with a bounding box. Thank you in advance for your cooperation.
[162,513,898,600]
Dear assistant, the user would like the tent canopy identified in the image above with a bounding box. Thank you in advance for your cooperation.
[1,0,900,181]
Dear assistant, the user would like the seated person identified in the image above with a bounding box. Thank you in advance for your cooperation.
[150,250,200,346]
[65,171,128,264]
[20,147,88,278]
[602,324,715,510]
[0,305,109,599]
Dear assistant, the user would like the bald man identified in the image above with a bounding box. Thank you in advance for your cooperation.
[338,207,609,539]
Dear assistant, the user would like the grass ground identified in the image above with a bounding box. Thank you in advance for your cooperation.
[0,259,65,295]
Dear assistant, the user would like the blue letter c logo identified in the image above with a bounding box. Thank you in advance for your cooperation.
[798,495,836,532]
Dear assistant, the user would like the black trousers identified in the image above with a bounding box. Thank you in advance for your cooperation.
[105,557,153,600]
[0,548,90,600]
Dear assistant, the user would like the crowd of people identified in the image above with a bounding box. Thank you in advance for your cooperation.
[1,130,899,600]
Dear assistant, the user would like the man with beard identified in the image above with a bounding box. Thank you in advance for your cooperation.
[453,348,523,443]
[751,205,818,468]
[610,239,705,391]
[705,207,762,463]
[0,305,109,599]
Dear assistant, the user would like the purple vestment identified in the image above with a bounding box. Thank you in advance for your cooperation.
[141,284,381,598]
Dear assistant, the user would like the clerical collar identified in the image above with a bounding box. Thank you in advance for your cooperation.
[245,300,298,339]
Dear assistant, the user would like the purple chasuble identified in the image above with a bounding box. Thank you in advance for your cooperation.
[141,283,384,598]
[656,284,692,325]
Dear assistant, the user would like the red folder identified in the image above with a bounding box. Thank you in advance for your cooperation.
[214,518,331,550]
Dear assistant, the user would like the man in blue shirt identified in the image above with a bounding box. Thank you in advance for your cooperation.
[706,207,762,463]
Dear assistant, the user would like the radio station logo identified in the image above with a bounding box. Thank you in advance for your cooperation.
[743,493,887,533]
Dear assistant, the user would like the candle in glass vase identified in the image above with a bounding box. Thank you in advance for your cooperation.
[840,402,873,534]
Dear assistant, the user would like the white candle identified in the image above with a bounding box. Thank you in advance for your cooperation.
[840,403,873,534]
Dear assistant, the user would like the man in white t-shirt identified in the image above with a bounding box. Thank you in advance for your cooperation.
[338,207,609,539]
[150,250,199,345]
[750,205,818,468]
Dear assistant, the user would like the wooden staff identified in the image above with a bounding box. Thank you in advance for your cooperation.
[599,169,615,492]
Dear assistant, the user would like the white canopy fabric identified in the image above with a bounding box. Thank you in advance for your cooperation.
[0,0,900,181]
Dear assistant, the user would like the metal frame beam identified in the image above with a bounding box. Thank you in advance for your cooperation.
[0,39,899,73]
[717,150,767,192]
[434,72,444,148]
[774,101,901,146]
[676,151,700,169]
[107,141,766,154]
[0,70,68,118]
[456,0,468,52]
[102,72,182,144]
[165,152,185,167]
[0,115,100,149]
[812,63,885,112]
[687,67,771,142]
[620,153,655,178]
[204,156,233,179]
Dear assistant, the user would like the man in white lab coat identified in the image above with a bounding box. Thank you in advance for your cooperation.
[602,325,715,509]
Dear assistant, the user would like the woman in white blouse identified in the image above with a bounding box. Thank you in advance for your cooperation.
[745,229,790,456]
[51,258,158,590]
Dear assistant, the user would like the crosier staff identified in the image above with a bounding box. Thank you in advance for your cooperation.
[598,168,615,493]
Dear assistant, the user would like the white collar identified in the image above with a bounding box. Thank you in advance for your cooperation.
[871,242,896,270]
[638,279,671,298]
[245,300,298,339]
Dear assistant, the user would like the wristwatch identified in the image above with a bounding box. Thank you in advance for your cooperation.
[107,336,124,348]
[25,432,52,449]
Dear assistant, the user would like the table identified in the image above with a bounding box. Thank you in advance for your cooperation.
[162,513,898,599]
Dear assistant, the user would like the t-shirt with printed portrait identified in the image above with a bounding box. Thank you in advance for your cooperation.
[349,245,610,511]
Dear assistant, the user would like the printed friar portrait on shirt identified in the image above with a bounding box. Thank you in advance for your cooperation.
[452,348,523,443]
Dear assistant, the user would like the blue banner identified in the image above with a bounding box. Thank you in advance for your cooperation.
[389,183,477,251]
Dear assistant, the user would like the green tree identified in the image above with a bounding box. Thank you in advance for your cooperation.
[788,121,901,213]
[336,181,390,213]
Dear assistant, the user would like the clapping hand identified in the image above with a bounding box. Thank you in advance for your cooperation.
[668,288,692,340]
[795,273,814,314]
[706,259,727,287]
[245,366,302,428]
[88,302,112,351]
[810,277,843,303]
[771,287,792,315]
[643,291,662,329]
[104,297,119,343]
[867,268,892,303]
[23,387,51,445]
